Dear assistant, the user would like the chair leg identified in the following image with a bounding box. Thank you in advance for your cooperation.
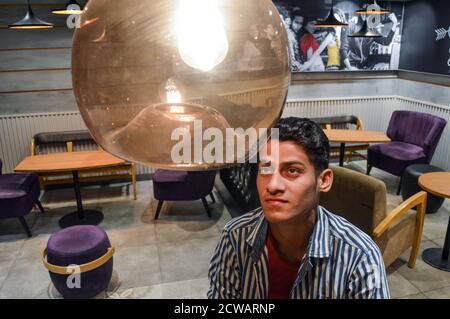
[397,176,402,196]
[18,217,32,238]
[36,200,45,214]
[366,165,372,175]
[154,200,164,220]
[210,192,216,204]
[201,197,212,218]
[131,165,137,200]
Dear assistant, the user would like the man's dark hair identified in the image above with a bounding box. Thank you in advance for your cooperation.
[274,117,330,174]
[292,8,302,19]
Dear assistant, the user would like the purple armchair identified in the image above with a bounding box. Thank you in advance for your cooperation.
[367,111,447,194]
[0,159,44,237]
[152,169,217,220]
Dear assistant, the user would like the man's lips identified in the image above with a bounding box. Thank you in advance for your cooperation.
[264,198,288,204]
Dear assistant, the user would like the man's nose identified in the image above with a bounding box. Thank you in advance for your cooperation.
[266,171,285,194]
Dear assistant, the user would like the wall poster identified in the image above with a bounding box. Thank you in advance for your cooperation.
[270,0,403,72]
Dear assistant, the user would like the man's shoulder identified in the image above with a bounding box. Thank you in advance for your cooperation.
[321,207,382,257]
[223,207,264,234]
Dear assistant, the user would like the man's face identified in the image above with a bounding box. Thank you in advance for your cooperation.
[257,140,332,225]
[305,21,316,34]
[283,16,292,28]
[292,16,304,33]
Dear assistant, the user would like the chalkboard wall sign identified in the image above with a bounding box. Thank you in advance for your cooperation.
[400,0,450,76]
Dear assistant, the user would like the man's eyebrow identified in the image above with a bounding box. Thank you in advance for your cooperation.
[281,161,306,167]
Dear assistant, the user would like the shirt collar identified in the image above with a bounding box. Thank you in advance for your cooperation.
[246,206,332,263]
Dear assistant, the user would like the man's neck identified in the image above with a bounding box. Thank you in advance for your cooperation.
[269,208,318,263]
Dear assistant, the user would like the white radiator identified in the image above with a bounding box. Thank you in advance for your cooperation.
[1,95,449,173]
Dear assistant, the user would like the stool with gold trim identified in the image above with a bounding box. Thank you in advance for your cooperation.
[42,225,115,299]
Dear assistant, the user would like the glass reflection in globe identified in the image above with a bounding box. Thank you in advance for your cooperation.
[72,0,290,170]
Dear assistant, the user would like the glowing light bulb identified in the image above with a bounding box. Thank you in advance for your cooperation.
[176,0,229,72]
[165,80,182,104]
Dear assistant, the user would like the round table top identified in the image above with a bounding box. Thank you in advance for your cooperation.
[323,129,391,143]
[419,172,450,198]
[15,150,126,173]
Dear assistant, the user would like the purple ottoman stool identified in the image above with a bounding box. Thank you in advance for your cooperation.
[42,225,115,299]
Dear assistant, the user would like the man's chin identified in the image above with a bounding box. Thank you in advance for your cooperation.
[262,207,292,224]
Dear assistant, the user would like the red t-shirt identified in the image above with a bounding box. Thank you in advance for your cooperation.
[300,33,319,58]
[266,231,302,299]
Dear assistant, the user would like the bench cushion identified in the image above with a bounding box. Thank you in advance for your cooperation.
[310,115,359,126]
[34,130,93,145]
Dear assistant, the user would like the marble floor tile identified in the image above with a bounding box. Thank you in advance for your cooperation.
[17,234,50,261]
[423,209,450,241]
[387,266,420,298]
[423,285,450,299]
[0,259,14,289]
[392,240,450,293]
[396,293,428,299]
[107,224,157,248]
[0,234,25,262]
[112,277,209,299]
[154,217,221,245]
[0,256,50,298]
[431,237,446,248]
[158,237,218,283]
[113,244,162,290]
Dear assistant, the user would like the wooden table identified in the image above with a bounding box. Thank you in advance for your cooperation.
[419,172,450,271]
[324,129,391,167]
[15,150,126,228]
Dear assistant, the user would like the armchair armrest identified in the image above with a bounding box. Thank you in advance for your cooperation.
[373,191,427,268]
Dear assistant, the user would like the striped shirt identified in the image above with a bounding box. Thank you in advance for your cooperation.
[207,206,390,299]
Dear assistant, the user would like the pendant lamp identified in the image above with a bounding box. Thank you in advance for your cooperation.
[9,0,54,29]
[71,0,291,170]
[315,1,348,28]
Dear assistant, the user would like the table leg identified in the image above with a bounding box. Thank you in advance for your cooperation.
[58,170,104,228]
[422,214,450,271]
[339,143,345,167]
[73,170,84,219]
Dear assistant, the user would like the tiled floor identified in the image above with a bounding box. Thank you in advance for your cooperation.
[0,161,449,299]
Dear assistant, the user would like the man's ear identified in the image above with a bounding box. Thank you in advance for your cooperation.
[318,168,333,193]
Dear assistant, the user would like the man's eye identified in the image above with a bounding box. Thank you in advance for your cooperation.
[287,168,301,175]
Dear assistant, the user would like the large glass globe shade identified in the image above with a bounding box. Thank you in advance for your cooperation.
[72,0,290,170]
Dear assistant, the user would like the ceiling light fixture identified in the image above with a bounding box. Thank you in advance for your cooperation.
[9,0,54,29]
[315,1,348,28]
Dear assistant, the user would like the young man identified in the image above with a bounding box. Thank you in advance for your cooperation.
[207,117,389,299]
